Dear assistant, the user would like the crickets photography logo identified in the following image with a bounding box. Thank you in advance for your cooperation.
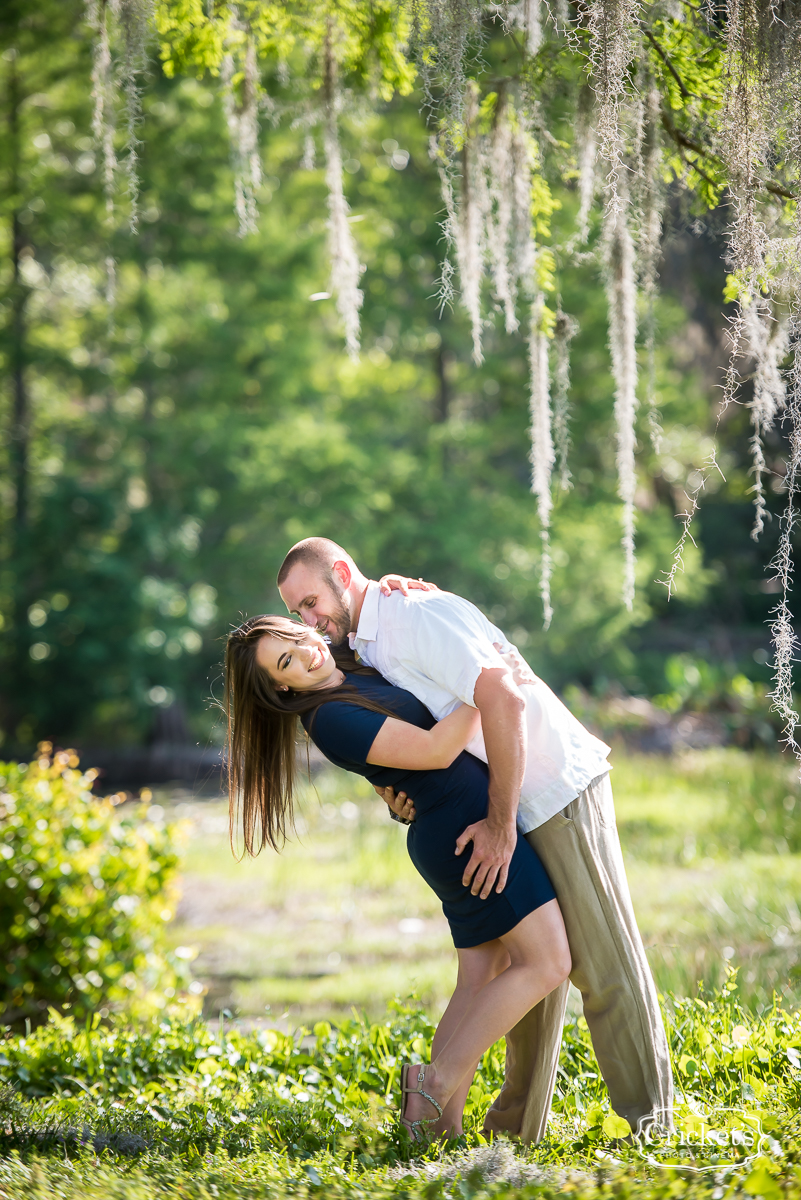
[634,1106,772,1174]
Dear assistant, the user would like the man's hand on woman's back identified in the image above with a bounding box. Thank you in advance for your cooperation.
[374,783,416,822]
[377,574,439,597]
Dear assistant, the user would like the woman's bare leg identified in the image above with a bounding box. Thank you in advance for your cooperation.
[432,942,511,1136]
[403,900,570,1135]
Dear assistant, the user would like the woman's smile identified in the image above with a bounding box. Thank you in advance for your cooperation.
[256,628,344,691]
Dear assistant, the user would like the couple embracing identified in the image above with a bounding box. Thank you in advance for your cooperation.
[224,537,673,1143]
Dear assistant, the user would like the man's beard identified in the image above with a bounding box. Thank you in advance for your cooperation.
[321,575,353,645]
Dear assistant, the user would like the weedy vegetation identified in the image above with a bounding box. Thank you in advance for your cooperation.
[1,982,801,1198]
[3,748,801,1196]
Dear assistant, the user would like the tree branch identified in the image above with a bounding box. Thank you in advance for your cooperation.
[644,29,692,101]
[659,104,798,201]
[765,179,798,202]
[661,105,721,162]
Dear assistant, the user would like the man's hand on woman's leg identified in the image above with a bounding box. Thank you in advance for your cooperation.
[461,667,526,899]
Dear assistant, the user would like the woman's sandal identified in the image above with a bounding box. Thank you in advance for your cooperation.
[400,1063,443,1141]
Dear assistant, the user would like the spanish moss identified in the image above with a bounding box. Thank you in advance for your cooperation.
[117,0,152,230]
[768,318,801,761]
[104,254,116,315]
[322,33,363,360]
[662,451,726,599]
[635,82,664,454]
[452,84,489,364]
[301,134,316,171]
[746,299,788,539]
[585,0,640,218]
[486,91,518,333]
[222,36,262,238]
[440,87,540,363]
[552,305,578,491]
[411,0,482,142]
[86,0,117,217]
[603,197,639,609]
[74,0,801,744]
[573,91,597,248]
[529,295,555,628]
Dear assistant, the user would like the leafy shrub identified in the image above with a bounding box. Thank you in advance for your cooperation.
[566,660,780,751]
[0,746,189,1025]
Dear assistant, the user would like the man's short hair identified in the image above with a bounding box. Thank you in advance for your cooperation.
[277,537,351,588]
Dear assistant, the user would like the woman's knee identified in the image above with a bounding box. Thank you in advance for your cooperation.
[505,901,572,986]
[522,938,570,995]
[456,943,510,991]
[550,934,572,989]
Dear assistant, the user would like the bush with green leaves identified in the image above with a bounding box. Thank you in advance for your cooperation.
[0,748,188,1025]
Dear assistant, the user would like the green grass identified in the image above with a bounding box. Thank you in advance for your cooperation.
[1,981,801,1197]
[3,746,801,1197]
[612,750,801,1008]
[163,748,801,1023]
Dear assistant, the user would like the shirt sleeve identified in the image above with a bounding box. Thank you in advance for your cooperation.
[399,594,508,707]
[308,700,388,767]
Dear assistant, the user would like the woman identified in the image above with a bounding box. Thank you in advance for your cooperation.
[225,614,570,1140]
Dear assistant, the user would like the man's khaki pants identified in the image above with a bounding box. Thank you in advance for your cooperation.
[483,773,673,1143]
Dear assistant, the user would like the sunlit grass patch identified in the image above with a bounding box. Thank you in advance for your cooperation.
[612,748,801,860]
[629,855,801,1007]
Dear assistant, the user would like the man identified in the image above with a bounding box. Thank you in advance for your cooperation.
[277,537,673,1142]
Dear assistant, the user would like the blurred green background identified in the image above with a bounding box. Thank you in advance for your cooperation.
[0,0,794,758]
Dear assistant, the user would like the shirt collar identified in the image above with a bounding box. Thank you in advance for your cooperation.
[349,579,381,648]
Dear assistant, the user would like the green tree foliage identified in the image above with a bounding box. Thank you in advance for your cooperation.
[156,0,416,99]
[0,2,793,752]
[0,748,187,1024]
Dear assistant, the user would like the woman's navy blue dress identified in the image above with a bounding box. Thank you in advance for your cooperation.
[301,671,556,949]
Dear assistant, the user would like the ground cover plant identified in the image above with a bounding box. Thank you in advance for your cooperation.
[4,752,801,1196]
[1,979,801,1198]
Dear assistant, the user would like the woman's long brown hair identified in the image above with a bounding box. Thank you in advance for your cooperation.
[224,614,398,857]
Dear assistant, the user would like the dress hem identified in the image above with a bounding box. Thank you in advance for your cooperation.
[447,889,555,949]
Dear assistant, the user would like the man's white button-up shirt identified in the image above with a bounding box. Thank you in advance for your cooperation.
[350,581,611,834]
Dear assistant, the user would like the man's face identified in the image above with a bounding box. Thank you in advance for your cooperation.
[278,562,353,645]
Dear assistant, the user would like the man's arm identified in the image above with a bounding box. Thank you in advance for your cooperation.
[454,666,526,899]
[368,591,526,898]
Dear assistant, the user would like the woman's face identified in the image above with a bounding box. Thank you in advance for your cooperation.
[256,628,340,692]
